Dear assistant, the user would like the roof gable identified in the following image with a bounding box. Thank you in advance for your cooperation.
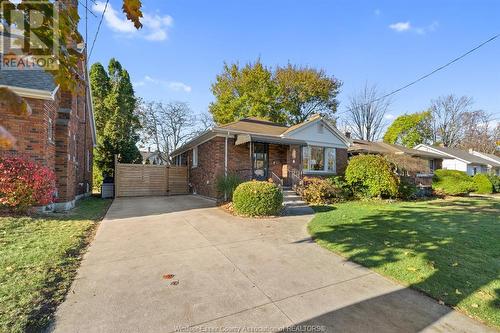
[283,117,350,148]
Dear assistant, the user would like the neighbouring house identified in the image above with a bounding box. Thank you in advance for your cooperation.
[140,149,168,165]
[469,150,500,176]
[170,115,351,198]
[0,4,96,210]
[415,144,500,176]
[348,139,443,187]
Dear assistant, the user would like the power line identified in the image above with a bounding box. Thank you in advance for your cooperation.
[337,33,500,117]
[78,0,97,18]
[88,0,109,61]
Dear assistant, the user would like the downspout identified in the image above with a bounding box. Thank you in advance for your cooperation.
[224,132,229,201]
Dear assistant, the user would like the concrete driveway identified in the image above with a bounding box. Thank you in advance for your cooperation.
[51,196,494,333]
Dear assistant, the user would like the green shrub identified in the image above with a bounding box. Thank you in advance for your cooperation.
[297,177,348,205]
[472,174,493,194]
[345,155,399,198]
[398,178,418,200]
[487,174,500,193]
[216,172,243,201]
[233,181,283,216]
[432,169,476,195]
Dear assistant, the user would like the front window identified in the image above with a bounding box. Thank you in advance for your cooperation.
[310,146,324,170]
[429,159,435,172]
[302,146,336,173]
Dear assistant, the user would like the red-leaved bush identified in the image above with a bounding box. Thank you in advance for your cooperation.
[0,154,56,211]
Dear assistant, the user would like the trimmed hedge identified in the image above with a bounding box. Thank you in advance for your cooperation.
[472,174,493,194]
[432,169,476,195]
[487,174,500,193]
[345,155,399,198]
[233,181,283,216]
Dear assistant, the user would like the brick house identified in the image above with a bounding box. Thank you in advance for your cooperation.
[170,115,351,198]
[0,56,96,211]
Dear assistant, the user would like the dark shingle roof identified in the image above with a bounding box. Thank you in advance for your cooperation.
[429,146,500,166]
[0,69,57,92]
[218,118,288,136]
[349,140,443,159]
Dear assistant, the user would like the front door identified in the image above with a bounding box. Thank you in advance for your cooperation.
[252,143,268,180]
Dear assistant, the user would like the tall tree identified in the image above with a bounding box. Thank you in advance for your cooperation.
[138,101,197,161]
[209,60,341,125]
[90,59,142,179]
[429,95,473,147]
[383,111,432,148]
[210,60,281,125]
[457,110,497,153]
[275,64,341,124]
[345,84,391,141]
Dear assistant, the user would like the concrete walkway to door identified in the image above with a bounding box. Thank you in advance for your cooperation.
[50,196,494,333]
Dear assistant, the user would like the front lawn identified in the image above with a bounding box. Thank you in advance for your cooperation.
[0,198,111,333]
[309,197,500,328]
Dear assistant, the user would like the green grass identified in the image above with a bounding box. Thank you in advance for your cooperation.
[309,197,500,328]
[0,198,111,333]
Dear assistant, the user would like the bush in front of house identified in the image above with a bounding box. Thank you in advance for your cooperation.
[398,178,418,200]
[216,172,243,201]
[432,169,476,196]
[0,154,56,212]
[472,174,493,194]
[232,181,283,216]
[486,174,500,193]
[345,155,399,198]
[297,176,351,205]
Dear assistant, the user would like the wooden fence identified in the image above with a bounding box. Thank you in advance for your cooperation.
[115,161,189,197]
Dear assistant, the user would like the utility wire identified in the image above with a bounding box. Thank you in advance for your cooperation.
[337,33,500,117]
[88,0,109,61]
[78,0,97,18]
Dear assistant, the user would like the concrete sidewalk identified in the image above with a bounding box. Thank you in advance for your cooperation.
[50,196,495,333]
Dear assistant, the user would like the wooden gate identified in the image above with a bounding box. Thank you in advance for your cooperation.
[115,162,189,197]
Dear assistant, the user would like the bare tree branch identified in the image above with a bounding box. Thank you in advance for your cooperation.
[345,84,391,141]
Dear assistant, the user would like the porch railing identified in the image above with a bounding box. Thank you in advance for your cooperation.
[270,171,283,188]
[287,167,302,189]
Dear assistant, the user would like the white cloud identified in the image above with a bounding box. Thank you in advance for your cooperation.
[384,114,396,120]
[389,21,411,32]
[93,1,173,41]
[133,76,192,93]
[389,21,439,35]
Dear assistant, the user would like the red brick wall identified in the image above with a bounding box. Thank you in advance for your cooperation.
[0,96,58,169]
[1,86,93,204]
[335,148,348,175]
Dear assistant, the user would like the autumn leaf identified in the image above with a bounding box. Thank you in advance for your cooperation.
[163,274,175,280]
[122,0,143,29]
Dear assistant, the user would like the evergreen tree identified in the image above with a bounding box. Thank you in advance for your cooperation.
[90,59,142,183]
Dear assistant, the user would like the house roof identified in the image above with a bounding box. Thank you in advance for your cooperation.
[219,118,288,136]
[349,140,444,159]
[0,69,57,93]
[170,115,349,157]
[419,145,500,167]
[471,151,500,164]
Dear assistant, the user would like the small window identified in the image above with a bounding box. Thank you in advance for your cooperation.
[326,148,336,172]
[48,118,54,142]
[429,160,435,172]
[192,146,198,168]
[302,146,310,171]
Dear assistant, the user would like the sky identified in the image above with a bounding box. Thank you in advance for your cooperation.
[80,0,500,124]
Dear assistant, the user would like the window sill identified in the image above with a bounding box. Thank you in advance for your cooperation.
[303,170,336,175]
[191,165,198,169]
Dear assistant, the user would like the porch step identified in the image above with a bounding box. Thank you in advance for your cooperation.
[282,189,311,216]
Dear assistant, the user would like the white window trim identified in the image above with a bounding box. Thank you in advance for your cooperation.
[192,146,198,168]
[302,145,337,174]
